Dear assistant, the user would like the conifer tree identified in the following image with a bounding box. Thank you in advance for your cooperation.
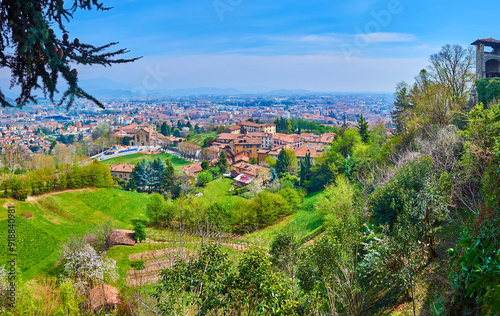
[391,81,413,133]
[150,158,165,193]
[276,149,291,175]
[217,150,229,172]
[357,114,370,143]
[161,158,175,194]
[160,122,169,136]
[0,0,141,109]
[130,159,148,192]
[300,153,312,187]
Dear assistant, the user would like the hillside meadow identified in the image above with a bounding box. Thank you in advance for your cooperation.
[0,188,150,280]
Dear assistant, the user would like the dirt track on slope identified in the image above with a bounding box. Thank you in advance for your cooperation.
[25,188,96,203]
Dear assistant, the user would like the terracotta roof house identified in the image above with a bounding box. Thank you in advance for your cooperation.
[272,133,304,148]
[110,164,135,181]
[226,125,242,134]
[233,162,269,179]
[109,229,135,246]
[316,133,336,145]
[182,163,204,178]
[294,146,319,159]
[234,174,254,187]
[87,284,122,313]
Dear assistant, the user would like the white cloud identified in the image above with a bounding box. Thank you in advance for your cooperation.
[356,32,416,43]
[299,34,343,43]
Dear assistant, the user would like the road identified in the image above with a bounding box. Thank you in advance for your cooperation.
[91,146,201,163]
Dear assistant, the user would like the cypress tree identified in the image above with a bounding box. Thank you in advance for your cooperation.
[300,153,312,187]
[357,114,370,143]
[160,122,168,136]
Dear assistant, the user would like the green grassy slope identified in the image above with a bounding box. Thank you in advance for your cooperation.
[188,132,217,146]
[0,188,149,279]
[191,178,246,204]
[100,153,192,173]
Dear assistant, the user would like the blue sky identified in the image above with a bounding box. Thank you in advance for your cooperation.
[6,0,500,94]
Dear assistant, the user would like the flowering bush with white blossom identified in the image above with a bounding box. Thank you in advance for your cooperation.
[63,244,118,294]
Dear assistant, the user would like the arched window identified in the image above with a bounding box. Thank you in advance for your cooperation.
[486,59,500,77]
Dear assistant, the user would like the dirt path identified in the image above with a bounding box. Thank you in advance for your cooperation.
[25,188,96,203]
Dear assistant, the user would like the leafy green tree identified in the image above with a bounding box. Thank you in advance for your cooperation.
[251,191,288,227]
[331,128,362,159]
[154,244,234,315]
[122,136,131,146]
[265,156,277,168]
[59,279,80,316]
[310,146,344,191]
[133,221,147,243]
[197,170,213,187]
[146,193,165,223]
[172,128,181,137]
[476,78,500,106]
[201,160,209,170]
[234,247,298,315]
[277,187,302,213]
[369,157,450,260]
[0,0,140,109]
[357,114,370,143]
[315,176,357,225]
[297,227,364,315]
[270,230,300,282]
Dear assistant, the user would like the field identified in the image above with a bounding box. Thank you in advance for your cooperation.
[100,152,192,173]
[0,188,150,279]
[188,131,217,146]
[191,177,245,204]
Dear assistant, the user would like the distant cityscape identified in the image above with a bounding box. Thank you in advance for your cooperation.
[0,93,393,156]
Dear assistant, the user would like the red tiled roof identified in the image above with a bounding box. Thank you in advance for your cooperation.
[471,38,500,46]
[110,164,135,173]
[182,163,203,175]
[109,229,135,246]
[88,284,122,313]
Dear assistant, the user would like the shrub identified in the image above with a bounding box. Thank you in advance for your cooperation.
[197,170,213,187]
[146,193,165,223]
[130,260,146,271]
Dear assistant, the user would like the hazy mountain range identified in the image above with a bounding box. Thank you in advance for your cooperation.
[77,78,321,97]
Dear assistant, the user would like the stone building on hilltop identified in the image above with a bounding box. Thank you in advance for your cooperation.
[472,38,500,79]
